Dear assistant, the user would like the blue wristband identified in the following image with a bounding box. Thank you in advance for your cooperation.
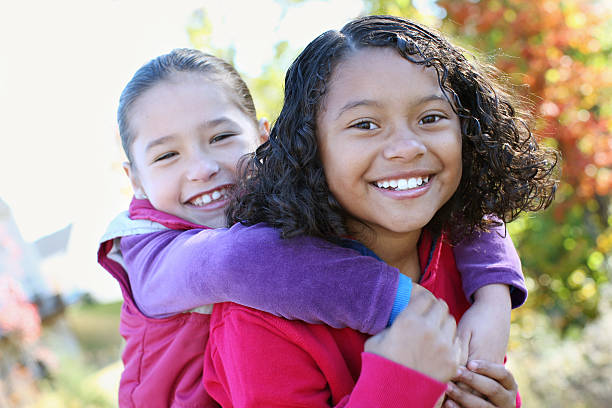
[388,274,412,326]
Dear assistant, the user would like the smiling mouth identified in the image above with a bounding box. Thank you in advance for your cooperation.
[188,187,231,206]
[374,176,431,191]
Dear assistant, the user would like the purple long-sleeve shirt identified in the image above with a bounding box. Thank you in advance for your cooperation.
[117,216,525,334]
[454,226,526,307]
[120,222,399,333]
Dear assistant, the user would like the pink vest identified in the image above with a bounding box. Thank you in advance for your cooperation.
[98,198,219,407]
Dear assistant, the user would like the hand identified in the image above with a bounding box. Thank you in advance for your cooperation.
[457,284,511,365]
[443,360,518,408]
[364,284,460,383]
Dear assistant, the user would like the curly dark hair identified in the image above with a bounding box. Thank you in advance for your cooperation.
[227,15,559,243]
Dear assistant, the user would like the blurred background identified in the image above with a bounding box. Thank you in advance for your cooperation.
[1,0,610,406]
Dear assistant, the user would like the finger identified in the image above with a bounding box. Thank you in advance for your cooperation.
[455,367,513,407]
[446,382,493,408]
[447,376,486,400]
[467,360,518,392]
[455,379,485,398]
[442,398,462,408]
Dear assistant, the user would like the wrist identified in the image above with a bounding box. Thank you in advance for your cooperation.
[473,284,511,305]
[388,274,413,326]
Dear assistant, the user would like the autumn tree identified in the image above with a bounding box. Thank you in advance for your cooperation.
[435,0,612,332]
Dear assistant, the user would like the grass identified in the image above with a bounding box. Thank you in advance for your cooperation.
[63,301,123,367]
[32,300,124,407]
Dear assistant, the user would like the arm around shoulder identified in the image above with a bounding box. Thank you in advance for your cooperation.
[195,223,401,334]
[123,222,401,332]
[454,225,527,308]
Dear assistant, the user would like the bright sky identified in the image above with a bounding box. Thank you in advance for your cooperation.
[0,0,367,301]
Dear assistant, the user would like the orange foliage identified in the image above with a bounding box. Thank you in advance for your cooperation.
[439,0,612,203]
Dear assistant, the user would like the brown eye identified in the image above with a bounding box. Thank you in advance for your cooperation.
[419,114,444,125]
[154,152,177,162]
[352,120,379,130]
[211,133,236,144]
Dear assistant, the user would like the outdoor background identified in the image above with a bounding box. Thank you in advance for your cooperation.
[1,0,611,406]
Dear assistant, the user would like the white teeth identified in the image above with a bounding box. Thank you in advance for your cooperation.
[189,188,227,206]
[375,176,430,191]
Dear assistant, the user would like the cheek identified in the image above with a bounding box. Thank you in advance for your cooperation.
[321,135,357,171]
[323,156,362,206]
[221,146,251,178]
[319,144,344,186]
[446,137,463,190]
[454,136,463,172]
[141,173,172,201]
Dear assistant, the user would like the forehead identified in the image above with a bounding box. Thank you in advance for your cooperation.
[133,72,226,114]
[323,47,442,106]
[128,73,249,139]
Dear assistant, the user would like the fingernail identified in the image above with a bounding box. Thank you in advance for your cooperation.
[468,360,479,371]
[456,367,464,377]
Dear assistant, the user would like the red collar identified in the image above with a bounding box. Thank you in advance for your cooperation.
[128,197,209,230]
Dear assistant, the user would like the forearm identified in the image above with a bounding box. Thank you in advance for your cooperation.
[123,223,401,333]
[459,284,511,364]
[193,223,401,333]
[473,284,511,308]
[474,283,512,353]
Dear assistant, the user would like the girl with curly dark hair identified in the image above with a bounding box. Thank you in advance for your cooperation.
[204,15,559,407]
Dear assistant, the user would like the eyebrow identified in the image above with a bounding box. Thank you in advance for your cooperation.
[144,117,241,152]
[335,94,449,120]
[415,94,448,106]
[336,99,382,120]
[197,116,240,131]
[145,135,176,153]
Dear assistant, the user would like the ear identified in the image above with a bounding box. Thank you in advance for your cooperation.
[123,161,147,199]
[257,118,270,144]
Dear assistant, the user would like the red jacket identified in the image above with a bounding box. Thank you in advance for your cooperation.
[98,200,219,408]
[203,231,470,407]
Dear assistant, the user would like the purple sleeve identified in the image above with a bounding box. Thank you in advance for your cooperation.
[453,224,527,308]
[120,222,399,334]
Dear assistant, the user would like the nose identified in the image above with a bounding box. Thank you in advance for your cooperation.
[185,152,219,182]
[382,127,427,161]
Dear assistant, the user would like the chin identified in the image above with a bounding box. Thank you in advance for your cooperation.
[191,218,222,228]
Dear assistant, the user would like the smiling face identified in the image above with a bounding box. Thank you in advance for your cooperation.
[125,72,267,228]
[317,47,463,243]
